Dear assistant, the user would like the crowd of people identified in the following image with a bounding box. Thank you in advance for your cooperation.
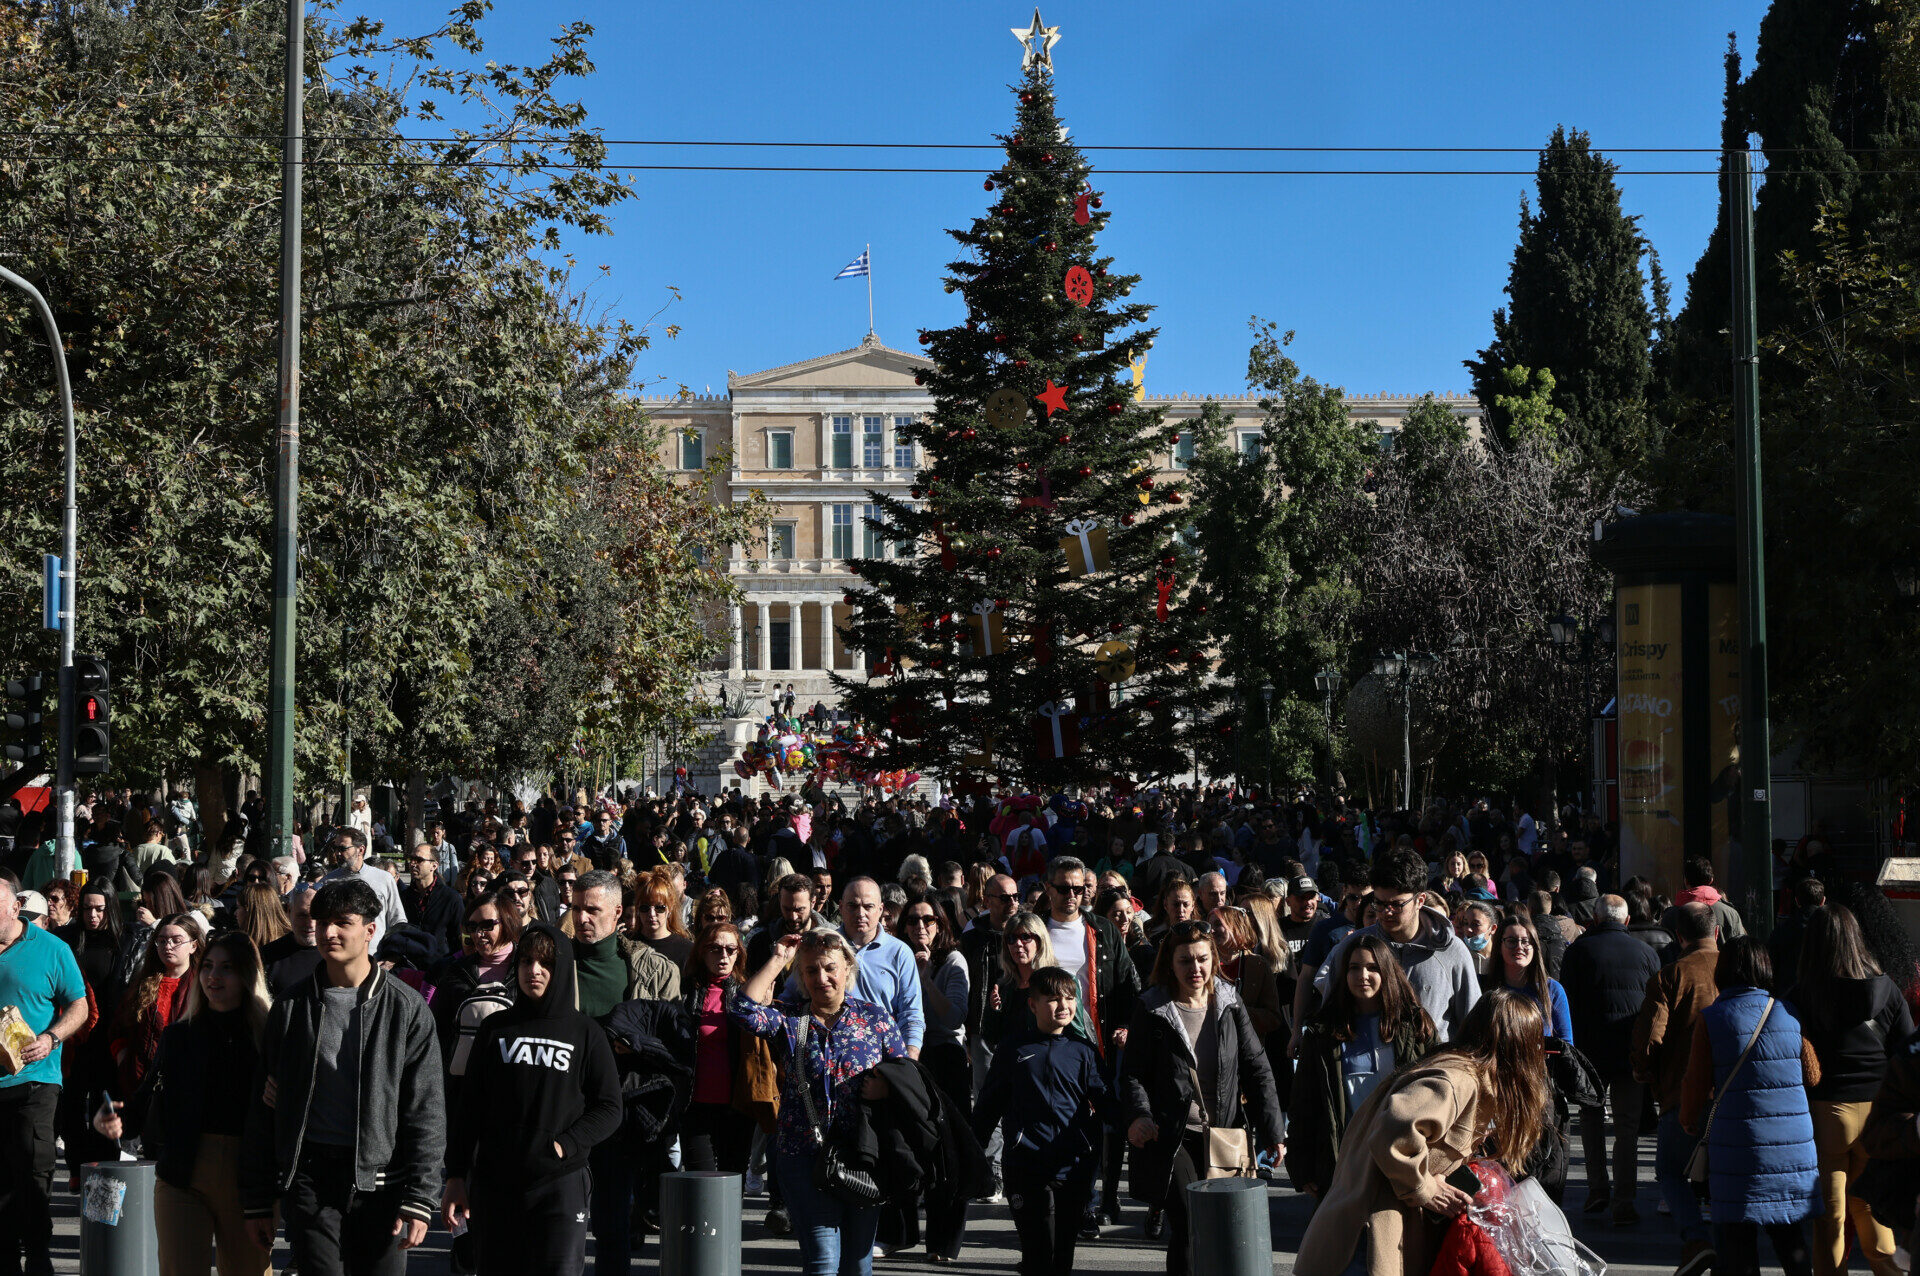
[0,780,1915,1276]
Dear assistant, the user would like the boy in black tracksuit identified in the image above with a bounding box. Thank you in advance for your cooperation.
[442,922,621,1276]
[972,967,1113,1276]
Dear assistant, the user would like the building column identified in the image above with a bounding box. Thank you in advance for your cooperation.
[752,600,770,673]
[817,600,834,671]
[728,602,744,675]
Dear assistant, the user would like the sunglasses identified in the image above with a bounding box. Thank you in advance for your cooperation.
[988,892,1020,903]
[1049,882,1089,895]
[464,919,501,932]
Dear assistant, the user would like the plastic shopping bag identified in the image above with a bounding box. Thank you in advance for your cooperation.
[1462,1159,1606,1276]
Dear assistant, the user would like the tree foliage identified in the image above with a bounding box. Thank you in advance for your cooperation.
[836,61,1214,790]
[1187,325,1373,788]
[0,0,758,798]
[1466,128,1654,477]
[1354,428,1631,797]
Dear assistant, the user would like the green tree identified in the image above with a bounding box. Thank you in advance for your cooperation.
[1187,324,1373,789]
[1465,128,1654,476]
[0,2,756,819]
[837,59,1214,790]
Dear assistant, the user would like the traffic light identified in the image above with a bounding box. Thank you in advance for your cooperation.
[3,674,47,766]
[71,655,110,776]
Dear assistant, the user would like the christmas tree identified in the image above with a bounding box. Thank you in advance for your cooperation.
[836,14,1219,794]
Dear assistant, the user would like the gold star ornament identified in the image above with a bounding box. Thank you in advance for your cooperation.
[1012,9,1061,71]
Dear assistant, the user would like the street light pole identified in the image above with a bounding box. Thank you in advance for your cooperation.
[1729,146,1774,933]
[1314,668,1339,795]
[1260,683,1274,801]
[264,0,306,859]
[0,265,79,877]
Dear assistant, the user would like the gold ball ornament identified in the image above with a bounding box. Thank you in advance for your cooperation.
[982,387,1027,430]
[1095,640,1136,683]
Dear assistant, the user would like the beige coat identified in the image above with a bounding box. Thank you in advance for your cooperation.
[1293,1056,1484,1276]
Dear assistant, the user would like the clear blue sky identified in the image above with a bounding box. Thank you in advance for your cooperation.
[369,0,1765,399]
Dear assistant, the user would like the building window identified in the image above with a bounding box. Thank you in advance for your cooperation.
[862,503,887,558]
[1238,431,1264,460]
[1171,432,1195,469]
[1377,427,1399,454]
[830,504,854,559]
[768,522,796,559]
[678,429,704,470]
[831,415,852,469]
[768,430,794,470]
[892,416,915,469]
[862,415,884,468]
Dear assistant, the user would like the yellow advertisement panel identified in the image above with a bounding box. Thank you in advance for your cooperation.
[1616,583,1685,895]
[1707,583,1740,883]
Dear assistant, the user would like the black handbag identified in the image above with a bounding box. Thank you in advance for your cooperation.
[793,1018,884,1208]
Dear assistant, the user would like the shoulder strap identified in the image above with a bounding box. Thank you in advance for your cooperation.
[1699,997,1775,1145]
[792,1016,828,1147]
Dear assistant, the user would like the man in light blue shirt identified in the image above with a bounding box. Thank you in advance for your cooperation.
[785,876,924,1057]
[0,877,88,1273]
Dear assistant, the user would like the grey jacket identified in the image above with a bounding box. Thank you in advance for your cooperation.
[1314,909,1482,1042]
[241,965,446,1225]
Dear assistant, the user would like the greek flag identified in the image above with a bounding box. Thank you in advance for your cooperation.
[834,250,870,280]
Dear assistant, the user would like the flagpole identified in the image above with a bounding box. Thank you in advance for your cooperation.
[865,242,874,336]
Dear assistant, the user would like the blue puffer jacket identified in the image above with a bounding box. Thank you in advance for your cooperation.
[1701,986,1816,1225]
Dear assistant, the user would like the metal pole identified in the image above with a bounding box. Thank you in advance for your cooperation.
[1400,669,1413,810]
[0,265,79,878]
[1729,147,1774,936]
[265,0,305,860]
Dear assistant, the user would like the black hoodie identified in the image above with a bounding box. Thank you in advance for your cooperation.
[446,922,621,1188]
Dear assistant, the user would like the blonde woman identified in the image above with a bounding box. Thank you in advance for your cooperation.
[981,912,1094,1047]
[95,932,275,1276]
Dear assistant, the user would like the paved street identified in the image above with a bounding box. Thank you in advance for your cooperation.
[47,1136,1777,1275]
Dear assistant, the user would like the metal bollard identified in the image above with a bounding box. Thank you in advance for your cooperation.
[1186,1176,1273,1276]
[659,1170,742,1276]
[79,1159,158,1276]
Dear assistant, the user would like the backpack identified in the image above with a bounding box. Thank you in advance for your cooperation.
[447,981,514,1077]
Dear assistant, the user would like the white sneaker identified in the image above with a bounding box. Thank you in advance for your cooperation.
[872,1242,895,1260]
[745,1172,764,1195]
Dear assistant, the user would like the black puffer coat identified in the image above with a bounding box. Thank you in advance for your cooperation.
[850,1056,993,1205]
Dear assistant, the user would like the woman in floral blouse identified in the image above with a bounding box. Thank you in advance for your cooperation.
[733,927,907,1276]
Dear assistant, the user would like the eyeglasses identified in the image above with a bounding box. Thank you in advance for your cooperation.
[1374,895,1419,914]
[1500,935,1534,948]
[156,934,194,948]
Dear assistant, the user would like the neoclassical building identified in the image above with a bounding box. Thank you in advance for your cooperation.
[643,332,1481,729]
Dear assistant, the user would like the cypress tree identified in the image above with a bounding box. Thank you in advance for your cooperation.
[1464,128,1653,476]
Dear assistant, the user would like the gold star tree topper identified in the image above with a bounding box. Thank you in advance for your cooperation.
[1012,9,1061,71]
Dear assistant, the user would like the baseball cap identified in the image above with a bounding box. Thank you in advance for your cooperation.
[1288,876,1318,898]
[16,890,47,921]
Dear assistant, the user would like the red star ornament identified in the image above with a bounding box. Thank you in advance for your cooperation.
[1034,379,1069,418]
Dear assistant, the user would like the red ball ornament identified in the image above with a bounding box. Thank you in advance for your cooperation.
[1076,466,1092,477]
[1045,242,1057,252]
[1014,359,1029,368]
[1096,266,1107,277]
[1109,621,1123,633]
[1092,196,1103,208]
[1167,647,1182,658]
[1020,93,1033,104]
[1195,604,1208,615]
[1016,460,1030,471]
[1071,333,1084,344]
[1141,477,1156,490]
[962,428,978,440]
[843,592,856,605]
[985,547,1002,559]
[1168,491,1183,504]
[914,374,924,385]
[1106,403,1123,414]
[1160,554,1176,566]
[1012,135,1023,145]
[1000,204,1015,216]
[983,178,996,191]
[1121,513,1136,525]
[993,333,1007,344]
[1056,433,1071,444]
[910,487,923,499]
[1042,153,1054,163]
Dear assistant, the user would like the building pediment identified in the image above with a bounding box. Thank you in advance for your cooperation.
[729,333,932,393]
